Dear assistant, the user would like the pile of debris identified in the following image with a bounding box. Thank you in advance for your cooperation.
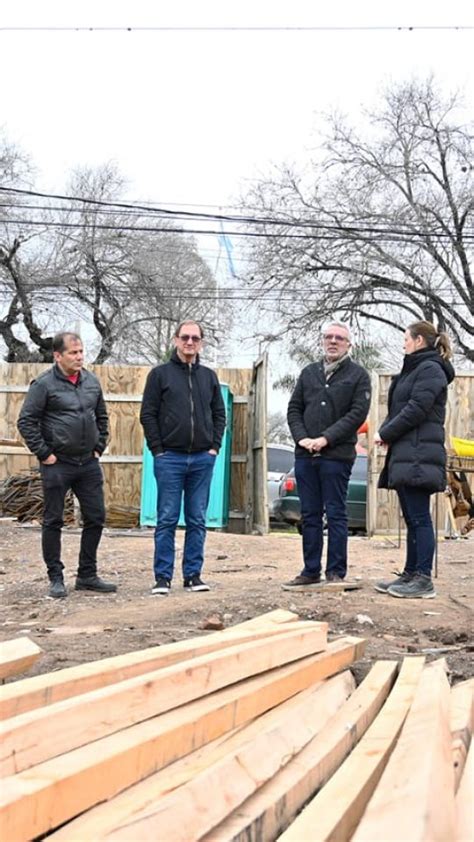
[0,610,471,841]
[0,470,75,524]
[0,470,140,528]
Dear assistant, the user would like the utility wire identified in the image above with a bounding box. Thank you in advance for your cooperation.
[2,216,473,243]
[1,25,473,32]
[1,187,471,237]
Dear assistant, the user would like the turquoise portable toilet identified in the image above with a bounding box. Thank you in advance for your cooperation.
[140,384,233,528]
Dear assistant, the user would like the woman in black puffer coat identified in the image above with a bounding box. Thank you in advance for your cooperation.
[374,321,455,599]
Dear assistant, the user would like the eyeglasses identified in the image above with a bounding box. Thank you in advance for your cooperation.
[178,334,202,343]
[323,333,349,342]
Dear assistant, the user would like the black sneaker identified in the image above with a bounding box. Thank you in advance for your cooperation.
[388,573,436,599]
[374,570,414,594]
[75,575,117,593]
[183,575,210,592]
[151,577,171,595]
[282,574,321,590]
[48,579,67,599]
[325,573,345,583]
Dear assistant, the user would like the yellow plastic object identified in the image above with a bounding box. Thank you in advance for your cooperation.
[451,436,474,457]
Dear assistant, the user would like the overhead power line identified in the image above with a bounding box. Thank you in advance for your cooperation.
[1,187,472,240]
[1,25,472,32]
[4,216,473,243]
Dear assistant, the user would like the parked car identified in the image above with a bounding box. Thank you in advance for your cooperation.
[273,453,368,533]
[267,444,295,521]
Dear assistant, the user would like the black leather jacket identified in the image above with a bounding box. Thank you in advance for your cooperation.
[140,351,226,455]
[18,365,108,464]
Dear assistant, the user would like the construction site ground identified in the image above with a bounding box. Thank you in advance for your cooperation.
[1,522,472,683]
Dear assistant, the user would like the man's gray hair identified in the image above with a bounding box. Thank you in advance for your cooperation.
[321,321,353,342]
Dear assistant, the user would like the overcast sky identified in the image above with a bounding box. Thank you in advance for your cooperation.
[1,0,473,402]
[2,0,473,203]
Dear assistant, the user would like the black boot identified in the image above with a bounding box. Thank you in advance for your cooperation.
[75,575,117,593]
[48,578,67,598]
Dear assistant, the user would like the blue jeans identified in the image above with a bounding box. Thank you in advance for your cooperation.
[153,450,216,581]
[397,486,435,577]
[295,456,352,578]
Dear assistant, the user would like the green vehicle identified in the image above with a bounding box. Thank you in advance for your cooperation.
[273,453,367,533]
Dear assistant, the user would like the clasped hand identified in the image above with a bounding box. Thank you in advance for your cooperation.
[298,436,328,453]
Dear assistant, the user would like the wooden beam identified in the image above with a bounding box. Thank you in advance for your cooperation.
[455,742,473,842]
[0,610,300,720]
[50,672,355,841]
[0,637,366,841]
[0,638,42,682]
[0,624,328,775]
[279,656,425,842]
[206,659,398,842]
[450,678,474,791]
[352,661,456,842]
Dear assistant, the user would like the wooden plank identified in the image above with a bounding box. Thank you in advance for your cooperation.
[95,674,354,841]
[0,639,42,682]
[450,678,474,791]
[234,609,299,627]
[250,354,268,534]
[0,624,328,775]
[0,637,366,841]
[352,661,456,842]
[50,672,355,841]
[455,742,473,842]
[205,659,398,842]
[279,656,425,842]
[366,369,379,537]
[0,611,301,720]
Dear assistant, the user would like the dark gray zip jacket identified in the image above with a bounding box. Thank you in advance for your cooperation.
[140,351,226,456]
[17,365,108,464]
[378,349,455,492]
[287,357,371,461]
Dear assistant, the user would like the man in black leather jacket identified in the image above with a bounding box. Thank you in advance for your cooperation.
[283,321,371,589]
[17,332,117,598]
[140,320,226,595]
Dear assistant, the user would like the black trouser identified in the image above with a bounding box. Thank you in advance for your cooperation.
[40,458,105,580]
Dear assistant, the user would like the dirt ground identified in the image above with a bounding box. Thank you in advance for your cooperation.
[1,521,472,684]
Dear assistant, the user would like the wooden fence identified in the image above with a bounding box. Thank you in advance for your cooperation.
[0,358,268,535]
[367,371,474,535]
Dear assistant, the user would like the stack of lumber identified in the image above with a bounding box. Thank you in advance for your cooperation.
[0,612,472,842]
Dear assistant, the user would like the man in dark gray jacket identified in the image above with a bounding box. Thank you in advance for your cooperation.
[283,321,371,588]
[17,332,117,598]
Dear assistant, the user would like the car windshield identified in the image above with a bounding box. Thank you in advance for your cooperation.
[267,447,294,474]
[351,455,368,480]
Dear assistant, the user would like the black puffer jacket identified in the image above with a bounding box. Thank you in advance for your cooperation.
[287,357,371,461]
[140,351,226,455]
[17,365,108,464]
[378,349,455,492]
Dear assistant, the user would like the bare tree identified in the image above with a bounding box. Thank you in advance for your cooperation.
[0,135,59,361]
[267,411,291,445]
[244,78,473,361]
[110,229,226,365]
[1,156,225,363]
